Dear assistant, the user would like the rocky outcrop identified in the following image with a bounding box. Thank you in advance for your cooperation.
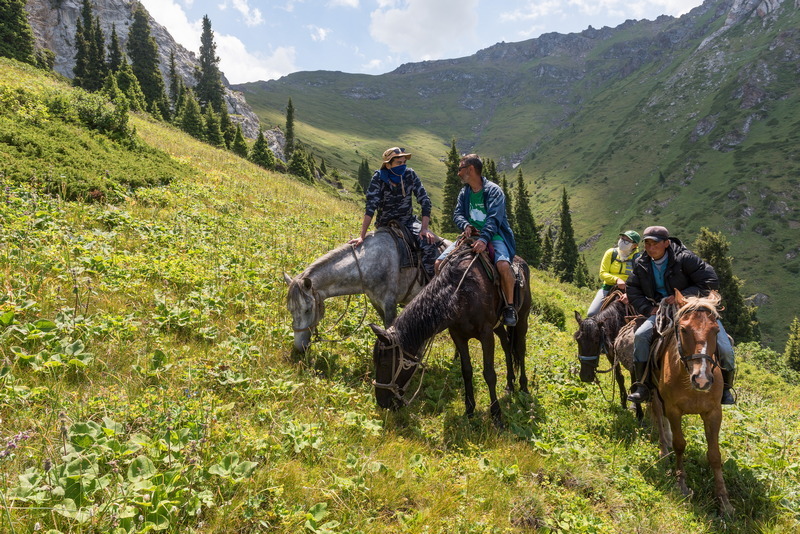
[24,0,260,138]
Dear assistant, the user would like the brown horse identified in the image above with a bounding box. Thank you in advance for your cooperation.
[369,244,532,424]
[573,289,643,420]
[651,290,733,515]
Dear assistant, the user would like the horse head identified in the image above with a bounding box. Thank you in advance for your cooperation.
[673,290,722,392]
[573,311,606,383]
[284,273,324,353]
[369,323,422,410]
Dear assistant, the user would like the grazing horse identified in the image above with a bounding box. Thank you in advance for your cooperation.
[650,290,733,516]
[573,289,643,420]
[370,244,532,424]
[284,229,437,353]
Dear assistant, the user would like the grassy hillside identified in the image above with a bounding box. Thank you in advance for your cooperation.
[2,59,799,533]
[237,0,800,349]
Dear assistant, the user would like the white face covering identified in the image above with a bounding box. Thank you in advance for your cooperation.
[617,239,636,259]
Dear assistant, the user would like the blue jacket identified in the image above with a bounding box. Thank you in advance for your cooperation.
[453,177,516,258]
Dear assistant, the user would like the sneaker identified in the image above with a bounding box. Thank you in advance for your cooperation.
[502,305,517,326]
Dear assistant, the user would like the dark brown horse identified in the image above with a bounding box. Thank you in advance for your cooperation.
[651,290,733,515]
[573,290,643,420]
[369,245,531,423]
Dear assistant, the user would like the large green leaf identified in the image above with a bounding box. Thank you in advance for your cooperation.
[127,455,157,482]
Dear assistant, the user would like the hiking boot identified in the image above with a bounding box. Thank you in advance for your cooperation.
[627,361,651,404]
[502,305,517,326]
[721,368,736,405]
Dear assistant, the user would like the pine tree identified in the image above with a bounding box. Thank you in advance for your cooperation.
[441,139,462,234]
[107,24,123,72]
[168,50,180,108]
[72,0,105,91]
[101,71,126,108]
[179,88,205,140]
[195,15,225,112]
[204,106,225,147]
[73,19,89,87]
[89,18,108,90]
[288,147,313,183]
[484,159,498,182]
[501,175,515,229]
[693,227,759,343]
[0,0,36,65]
[250,128,276,169]
[357,158,372,194]
[231,124,249,157]
[127,4,169,118]
[114,58,146,111]
[541,226,554,271]
[553,188,579,283]
[785,317,800,372]
[284,98,296,158]
[219,105,236,149]
[575,255,591,288]
[513,169,541,266]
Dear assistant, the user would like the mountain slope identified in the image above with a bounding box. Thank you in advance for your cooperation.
[236,0,800,347]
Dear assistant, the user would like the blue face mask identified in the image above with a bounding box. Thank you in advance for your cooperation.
[380,164,406,184]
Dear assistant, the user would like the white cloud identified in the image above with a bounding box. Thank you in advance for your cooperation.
[139,0,202,51]
[218,0,264,27]
[216,34,297,83]
[369,0,479,61]
[328,0,359,7]
[307,25,331,42]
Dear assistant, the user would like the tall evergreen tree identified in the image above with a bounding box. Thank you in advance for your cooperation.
[114,58,146,111]
[127,4,169,118]
[219,105,236,149]
[250,128,276,169]
[284,98,296,159]
[73,19,89,87]
[441,139,462,233]
[541,225,554,271]
[575,255,591,288]
[501,174,515,229]
[785,317,800,372]
[693,227,759,343]
[357,158,372,194]
[484,159,499,182]
[168,50,180,109]
[73,0,105,91]
[0,0,36,65]
[513,169,541,266]
[553,188,579,283]
[107,24,123,72]
[90,18,108,89]
[288,146,313,183]
[195,15,225,112]
[230,124,249,157]
[204,106,225,147]
[179,88,205,140]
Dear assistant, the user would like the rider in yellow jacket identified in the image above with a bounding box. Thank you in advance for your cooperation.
[586,230,640,316]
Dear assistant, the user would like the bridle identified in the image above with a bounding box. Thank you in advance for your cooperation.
[372,334,433,406]
[673,307,721,374]
[291,285,325,336]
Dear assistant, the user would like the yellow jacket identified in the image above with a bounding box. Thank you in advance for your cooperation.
[598,247,639,289]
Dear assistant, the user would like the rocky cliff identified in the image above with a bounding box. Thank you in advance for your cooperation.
[24,0,263,139]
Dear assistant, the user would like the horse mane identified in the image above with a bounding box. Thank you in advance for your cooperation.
[677,291,721,320]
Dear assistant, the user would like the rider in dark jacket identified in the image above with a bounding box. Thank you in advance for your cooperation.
[626,226,736,405]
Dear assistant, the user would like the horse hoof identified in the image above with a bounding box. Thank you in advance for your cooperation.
[718,499,734,517]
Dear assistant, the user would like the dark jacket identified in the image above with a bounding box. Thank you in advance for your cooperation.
[626,237,718,316]
[364,168,432,228]
[453,176,516,258]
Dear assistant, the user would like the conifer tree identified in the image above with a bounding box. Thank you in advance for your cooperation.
[357,158,372,194]
[73,19,89,87]
[204,106,225,147]
[484,159,498,182]
[127,4,169,118]
[73,0,105,91]
[250,128,276,169]
[168,50,180,108]
[575,255,591,288]
[231,124,249,157]
[553,188,579,283]
[101,72,126,107]
[179,88,205,140]
[541,225,554,270]
[114,58,146,111]
[513,169,541,266]
[785,317,800,372]
[501,175,515,229]
[284,98,296,158]
[693,227,759,343]
[0,0,36,65]
[219,105,236,149]
[441,139,462,233]
[90,18,108,89]
[288,146,313,182]
[195,15,225,112]
[107,24,123,72]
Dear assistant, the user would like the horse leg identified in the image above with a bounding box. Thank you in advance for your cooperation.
[494,326,515,393]
[513,322,529,394]
[666,409,690,497]
[452,335,476,417]
[480,333,502,426]
[611,356,627,409]
[651,394,671,457]
[703,409,734,516]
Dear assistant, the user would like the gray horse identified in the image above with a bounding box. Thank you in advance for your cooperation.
[284,229,438,353]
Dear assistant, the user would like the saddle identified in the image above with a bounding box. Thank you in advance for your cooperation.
[377,221,420,270]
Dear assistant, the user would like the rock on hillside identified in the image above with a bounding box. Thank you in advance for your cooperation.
[25,0,262,139]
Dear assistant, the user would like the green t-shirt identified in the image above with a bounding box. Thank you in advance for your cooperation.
[468,190,502,242]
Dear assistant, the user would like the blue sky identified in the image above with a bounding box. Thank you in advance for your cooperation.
[138,0,705,85]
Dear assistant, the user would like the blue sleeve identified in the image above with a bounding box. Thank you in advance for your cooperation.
[453,187,469,231]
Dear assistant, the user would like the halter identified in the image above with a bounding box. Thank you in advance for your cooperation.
[672,307,721,374]
[371,335,433,406]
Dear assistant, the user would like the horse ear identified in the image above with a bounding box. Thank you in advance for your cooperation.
[574,310,583,324]
[283,272,293,286]
[675,289,687,306]
[369,323,391,344]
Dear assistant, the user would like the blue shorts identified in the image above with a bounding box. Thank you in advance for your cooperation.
[437,239,511,264]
